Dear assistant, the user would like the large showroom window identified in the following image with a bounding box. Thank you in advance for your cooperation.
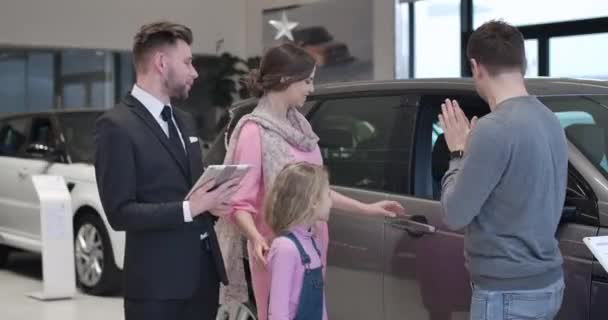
[414,0,461,78]
[0,52,27,114]
[395,1,410,79]
[118,53,135,98]
[474,0,608,78]
[0,48,134,114]
[550,33,608,79]
[524,39,539,77]
[27,53,55,113]
[474,0,608,27]
[0,52,54,114]
[60,49,115,109]
[396,0,607,79]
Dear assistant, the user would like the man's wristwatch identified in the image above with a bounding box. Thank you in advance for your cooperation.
[449,150,464,160]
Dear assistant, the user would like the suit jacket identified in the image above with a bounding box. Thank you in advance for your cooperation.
[94,94,228,300]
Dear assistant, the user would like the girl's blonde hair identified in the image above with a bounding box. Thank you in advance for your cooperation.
[265,162,329,235]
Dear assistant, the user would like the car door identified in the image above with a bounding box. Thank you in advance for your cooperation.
[384,92,604,320]
[555,160,599,320]
[382,93,488,320]
[538,95,608,320]
[12,115,66,239]
[0,116,32,239]
[307,94,416,320]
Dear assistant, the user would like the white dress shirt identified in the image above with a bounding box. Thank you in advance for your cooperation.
[131,85,203,231]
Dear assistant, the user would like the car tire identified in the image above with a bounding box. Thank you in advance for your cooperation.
[0,245,10,268]
[74,212,121,295]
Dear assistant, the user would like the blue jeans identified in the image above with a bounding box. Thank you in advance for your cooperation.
[470,278,565,320]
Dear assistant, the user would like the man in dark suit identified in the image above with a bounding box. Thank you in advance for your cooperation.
[95,21,236,320]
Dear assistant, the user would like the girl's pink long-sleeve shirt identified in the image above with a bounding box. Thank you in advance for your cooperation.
[267,225,328,320]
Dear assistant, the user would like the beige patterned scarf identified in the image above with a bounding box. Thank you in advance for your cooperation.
[216,96,318,305]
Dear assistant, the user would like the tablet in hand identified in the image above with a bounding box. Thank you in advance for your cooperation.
[185,164,251,200]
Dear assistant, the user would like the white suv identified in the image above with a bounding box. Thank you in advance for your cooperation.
[0,110,123,295]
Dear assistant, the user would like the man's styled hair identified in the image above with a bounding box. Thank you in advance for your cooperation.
[467,20,527,76]
[132,21,193,71]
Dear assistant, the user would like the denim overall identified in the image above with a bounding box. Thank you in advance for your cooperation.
[284,232,324,320]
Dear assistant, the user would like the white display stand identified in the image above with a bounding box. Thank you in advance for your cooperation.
[27,175,76,301]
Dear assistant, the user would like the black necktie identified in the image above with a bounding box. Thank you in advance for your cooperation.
[161,105,188,164]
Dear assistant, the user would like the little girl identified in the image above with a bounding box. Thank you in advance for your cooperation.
[265,162,332,320]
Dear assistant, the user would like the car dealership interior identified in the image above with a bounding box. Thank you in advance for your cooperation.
[1,1,608,320]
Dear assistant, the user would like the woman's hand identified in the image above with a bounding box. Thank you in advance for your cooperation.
[363,200,406,218]
[251,234,269,268]
[233,211,269,267]
[331,191,406,218]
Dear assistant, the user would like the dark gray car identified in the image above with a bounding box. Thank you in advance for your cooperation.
[208,78,608,320]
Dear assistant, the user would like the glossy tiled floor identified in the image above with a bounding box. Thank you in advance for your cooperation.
[0,252,123,320]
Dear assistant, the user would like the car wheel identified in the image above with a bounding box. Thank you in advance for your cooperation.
[74,212,121,295]
[0,245,10,268]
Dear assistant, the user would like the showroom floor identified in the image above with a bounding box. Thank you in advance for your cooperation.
[0,252,123,320]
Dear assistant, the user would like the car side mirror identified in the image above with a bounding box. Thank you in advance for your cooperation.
[25,143,53,158]
[25,143,65,162]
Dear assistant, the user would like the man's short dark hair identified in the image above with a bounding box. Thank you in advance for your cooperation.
[467,20,526,76]
[133,21,193,70]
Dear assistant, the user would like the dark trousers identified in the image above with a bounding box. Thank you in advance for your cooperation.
[124,239,220,320]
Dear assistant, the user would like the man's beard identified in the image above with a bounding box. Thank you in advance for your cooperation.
[164,71,189,100]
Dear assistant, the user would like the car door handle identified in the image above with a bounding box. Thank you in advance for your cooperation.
[385,215,436,237]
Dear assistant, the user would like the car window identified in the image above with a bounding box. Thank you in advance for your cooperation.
[309,95,415,194]
[0,117,29,157]
[56,112,101,163]
[540,95,608,180]
[426,95,608,203]
[423,94,491,200]
[553,111,608,171]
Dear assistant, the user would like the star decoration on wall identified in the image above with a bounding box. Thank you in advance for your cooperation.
[269,11,299,41]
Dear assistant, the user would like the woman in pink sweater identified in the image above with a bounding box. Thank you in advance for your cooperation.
[265,162,332,320]
[217,43,404,320]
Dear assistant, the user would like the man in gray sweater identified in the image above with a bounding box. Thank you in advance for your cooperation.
[439,21,567,320]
